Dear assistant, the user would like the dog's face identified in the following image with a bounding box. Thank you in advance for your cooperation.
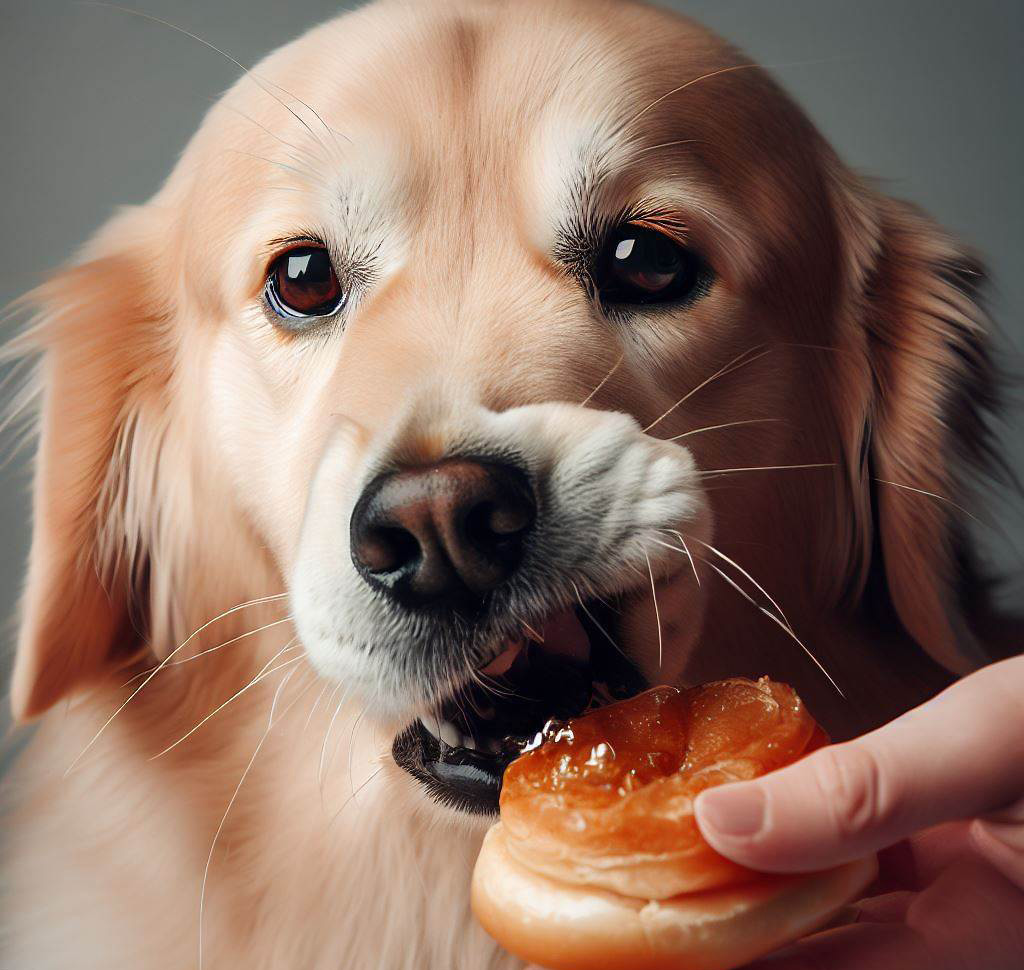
[11,0,995,815]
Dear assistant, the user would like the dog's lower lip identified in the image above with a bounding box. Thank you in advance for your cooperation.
[393,719,512,814]
[392,599,646,815]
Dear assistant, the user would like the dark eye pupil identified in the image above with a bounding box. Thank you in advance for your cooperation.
[596,226,703,306]
[267,245,344,320]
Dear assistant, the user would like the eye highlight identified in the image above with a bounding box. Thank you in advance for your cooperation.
[594,225,705,307]
[265,245,345,322]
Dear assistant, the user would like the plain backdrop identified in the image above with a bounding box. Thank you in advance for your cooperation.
[0,0,1021,707]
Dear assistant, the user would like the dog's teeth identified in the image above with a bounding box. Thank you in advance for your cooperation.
[479,638,524,677]
[438,720,461,748]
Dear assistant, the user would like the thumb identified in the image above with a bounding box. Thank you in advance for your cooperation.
[694,656,1024,873]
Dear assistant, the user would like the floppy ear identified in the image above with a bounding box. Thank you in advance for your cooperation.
[839,187,1000,675]
[10,207,173,720]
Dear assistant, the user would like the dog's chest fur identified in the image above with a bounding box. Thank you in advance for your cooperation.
[3,698,525,970]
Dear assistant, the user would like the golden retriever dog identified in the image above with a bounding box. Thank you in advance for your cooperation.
[2,0,1016,966]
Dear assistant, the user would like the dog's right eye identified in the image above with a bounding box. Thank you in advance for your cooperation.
[265,245,345,322]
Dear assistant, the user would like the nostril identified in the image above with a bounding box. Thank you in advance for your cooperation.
[463,499,533,555]
[358,526,421,575]
[484,499,534,538]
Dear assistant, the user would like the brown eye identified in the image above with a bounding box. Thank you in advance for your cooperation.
[594,225,706,306]
[265,245,345,322]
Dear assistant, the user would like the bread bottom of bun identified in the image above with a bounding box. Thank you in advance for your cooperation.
[471,823,877,970]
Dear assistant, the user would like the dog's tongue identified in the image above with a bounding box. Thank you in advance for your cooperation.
[479,608,592,677]
[538,607,591,665]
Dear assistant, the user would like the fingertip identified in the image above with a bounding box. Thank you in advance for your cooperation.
[695,781,766,843]
[696,777,827,873]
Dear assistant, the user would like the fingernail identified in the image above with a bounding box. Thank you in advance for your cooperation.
[696,784,766,838]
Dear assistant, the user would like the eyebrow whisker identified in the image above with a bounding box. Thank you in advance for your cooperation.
[621,63,761,134]
[643,344,770,433]
[80,2,350,156]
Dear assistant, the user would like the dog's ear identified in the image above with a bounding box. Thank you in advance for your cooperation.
[838,186,999,675]
[10,206,173,720]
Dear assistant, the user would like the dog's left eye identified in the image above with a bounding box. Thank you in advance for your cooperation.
[594,225,704,306]
[265,245,345,322]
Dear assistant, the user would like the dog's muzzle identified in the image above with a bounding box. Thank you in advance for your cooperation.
[291,400,707,815]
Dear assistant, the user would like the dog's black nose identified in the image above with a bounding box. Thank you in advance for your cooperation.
[350,459,535,610]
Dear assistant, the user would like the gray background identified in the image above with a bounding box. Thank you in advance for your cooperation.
[1,0,1021,703]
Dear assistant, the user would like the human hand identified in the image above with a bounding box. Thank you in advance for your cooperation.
[692,654,1024,969]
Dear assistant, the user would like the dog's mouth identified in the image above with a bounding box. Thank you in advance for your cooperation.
[392,600,647,815]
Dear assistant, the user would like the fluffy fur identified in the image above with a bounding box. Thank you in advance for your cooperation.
[2,1,1014,967]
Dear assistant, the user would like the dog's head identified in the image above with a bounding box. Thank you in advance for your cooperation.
[10,0,999,813]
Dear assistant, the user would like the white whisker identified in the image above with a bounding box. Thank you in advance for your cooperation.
[624,63,761,130]
[317,685,349,791]
[218,100,306,155]
[874,478,980,523]
[699,462,834,476]
[302,680,332,735]
[82,2,349,155]
[642,345,770,434]
[65,593,289,775]
[330,765,385,824]
[468,667,518,700]
[198,664,302,970]
[756,605,843,697]
[642,549,663,670]
[512,612,544,643]
[668,418,780,441]
[570,580,628,658]
[119,616,293,687]
[579,354,624,407]
[622,56,857,137]
[150,643,301,760]
[649,535,700,587]
[701,559,843,696]
[224,149,332,190]
[346,706,368,801]
[685,534,792,633]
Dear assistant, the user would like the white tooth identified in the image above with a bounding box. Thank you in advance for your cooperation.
[438,720,461,748]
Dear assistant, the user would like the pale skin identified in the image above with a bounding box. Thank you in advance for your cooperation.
[527,654,1024,969]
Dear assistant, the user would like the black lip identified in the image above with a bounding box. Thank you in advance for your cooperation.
[393,720,511,815]
[392,600,646,815]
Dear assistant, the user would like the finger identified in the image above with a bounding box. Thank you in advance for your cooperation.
[747,860,1024,970]
[694,656,1024,872]
[904,859,1024,968]
[817,903,861,930]
[971,817,1024,890]
[876,821,975,892]
[854,890,914,924]
[742,923,927,970]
